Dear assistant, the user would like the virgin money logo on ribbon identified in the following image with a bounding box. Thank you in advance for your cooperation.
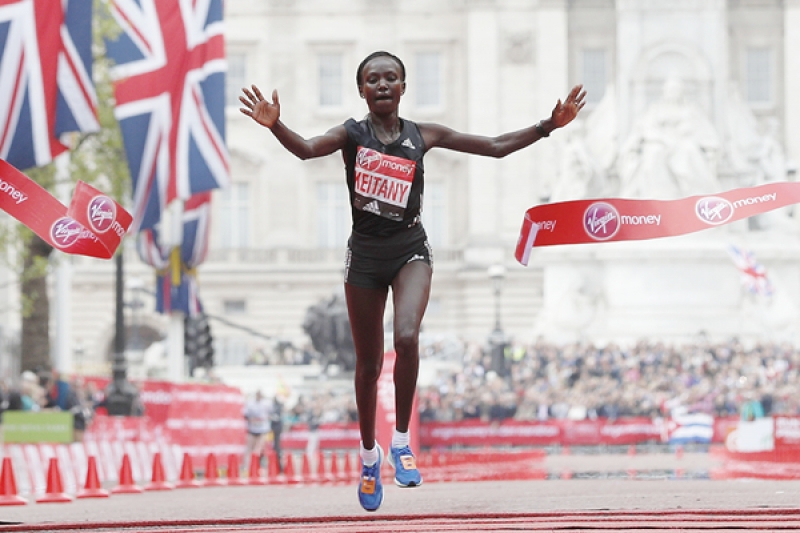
[584,202,620,241]
[0,160,131,259]
[88,195,117,233]
[50,217,83,248]
[516,181,800,266]
[695,197,733,226]
[357,148,382,172]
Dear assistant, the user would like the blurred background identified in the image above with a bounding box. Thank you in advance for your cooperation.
[1,0,798,413]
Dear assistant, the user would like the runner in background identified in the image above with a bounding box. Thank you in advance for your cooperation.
[242,390,271,473]
[240,50,586,512]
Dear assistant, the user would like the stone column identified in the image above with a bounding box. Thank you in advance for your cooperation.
[464,6,502,262]
[786,0,800,169]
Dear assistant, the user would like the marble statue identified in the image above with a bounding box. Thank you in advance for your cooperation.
[619,74,721,199]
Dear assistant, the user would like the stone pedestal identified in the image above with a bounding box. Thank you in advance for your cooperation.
[531,226,800,345]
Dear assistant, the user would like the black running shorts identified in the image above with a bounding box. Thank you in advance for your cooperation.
[344,225,433,289]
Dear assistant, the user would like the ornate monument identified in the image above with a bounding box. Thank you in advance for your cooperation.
[534,2,798,346]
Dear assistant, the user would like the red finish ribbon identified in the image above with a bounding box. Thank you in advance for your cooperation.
[516,181,800,266]
[0,159,132,259]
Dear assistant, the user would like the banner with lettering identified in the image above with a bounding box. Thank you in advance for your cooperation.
[0,159,131,258]
[516,181,800,265]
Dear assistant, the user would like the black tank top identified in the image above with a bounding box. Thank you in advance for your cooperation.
[343,117,426,237]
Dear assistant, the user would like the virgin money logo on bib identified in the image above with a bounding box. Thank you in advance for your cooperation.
[51,217,83,249]
[357,148,383,172]
[87,195,117,234]
[583,202,620,241]
[695,197,733,225]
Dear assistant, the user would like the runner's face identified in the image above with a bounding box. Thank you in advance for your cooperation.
[359,57,405,113]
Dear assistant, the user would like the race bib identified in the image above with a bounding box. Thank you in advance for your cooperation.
[353,146,416,221]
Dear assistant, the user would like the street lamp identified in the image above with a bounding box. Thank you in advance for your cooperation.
[104,252,141,416]
[488,264,507,333]
[487,264,508,377]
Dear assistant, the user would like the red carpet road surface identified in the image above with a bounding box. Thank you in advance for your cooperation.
[3,479,800,532]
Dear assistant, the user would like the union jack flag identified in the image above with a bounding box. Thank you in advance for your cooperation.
[55,0,98,137]
[105,0,229,233]
[0,0,67,169]
[136,192,211,316]
[727,245,774,297]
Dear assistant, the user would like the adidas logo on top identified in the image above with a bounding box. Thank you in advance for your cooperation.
[363,200,381,214]
[401,138,415,149]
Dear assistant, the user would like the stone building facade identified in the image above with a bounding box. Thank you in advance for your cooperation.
[32,0,800,376]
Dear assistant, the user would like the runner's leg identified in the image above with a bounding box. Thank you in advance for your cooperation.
[391,261,432,432]
[345,283,388,450]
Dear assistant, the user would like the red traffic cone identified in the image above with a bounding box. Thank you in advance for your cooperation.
[175,452,201,488]
[343,451,354,482]
[0,457,27,506]
[202,453,225,486]
[37,457,72,503]
[226,454,247,486]
[328,451,341,484]
[247,453,267,485]
[112,453,143,494]
[265,451,279,485]
[317,452,330,483]
[145,452,174,491]
[283,453,298,485]
[300,453,313,484]
[77,456,109,499]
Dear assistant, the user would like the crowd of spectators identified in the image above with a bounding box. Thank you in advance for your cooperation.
[0,368,99,441]
[286,336,799,425]
[415,337,800,423]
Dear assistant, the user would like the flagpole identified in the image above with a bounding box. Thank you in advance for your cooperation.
[164,200,186,382]
[54,153,72,374]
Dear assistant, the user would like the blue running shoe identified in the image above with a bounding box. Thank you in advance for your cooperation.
[389,445,422,487]
[357,444,384,512]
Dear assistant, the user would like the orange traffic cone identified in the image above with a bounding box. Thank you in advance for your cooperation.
[112,453,143,494]
[37,457,73,503]
[175,452,201,488]
[77,456,109,498]
[0,457,27,505]
[226,454,247,486]
[145,452,174,491]
[202,453,225,487]
[247,453,267,485]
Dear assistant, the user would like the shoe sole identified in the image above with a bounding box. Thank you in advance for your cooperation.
[393,477,423,488]
[360,490,384,512]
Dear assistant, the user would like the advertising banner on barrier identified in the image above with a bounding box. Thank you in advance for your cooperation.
[418,418,664,448]
[84,377,245,461]
[3,411,73,443]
